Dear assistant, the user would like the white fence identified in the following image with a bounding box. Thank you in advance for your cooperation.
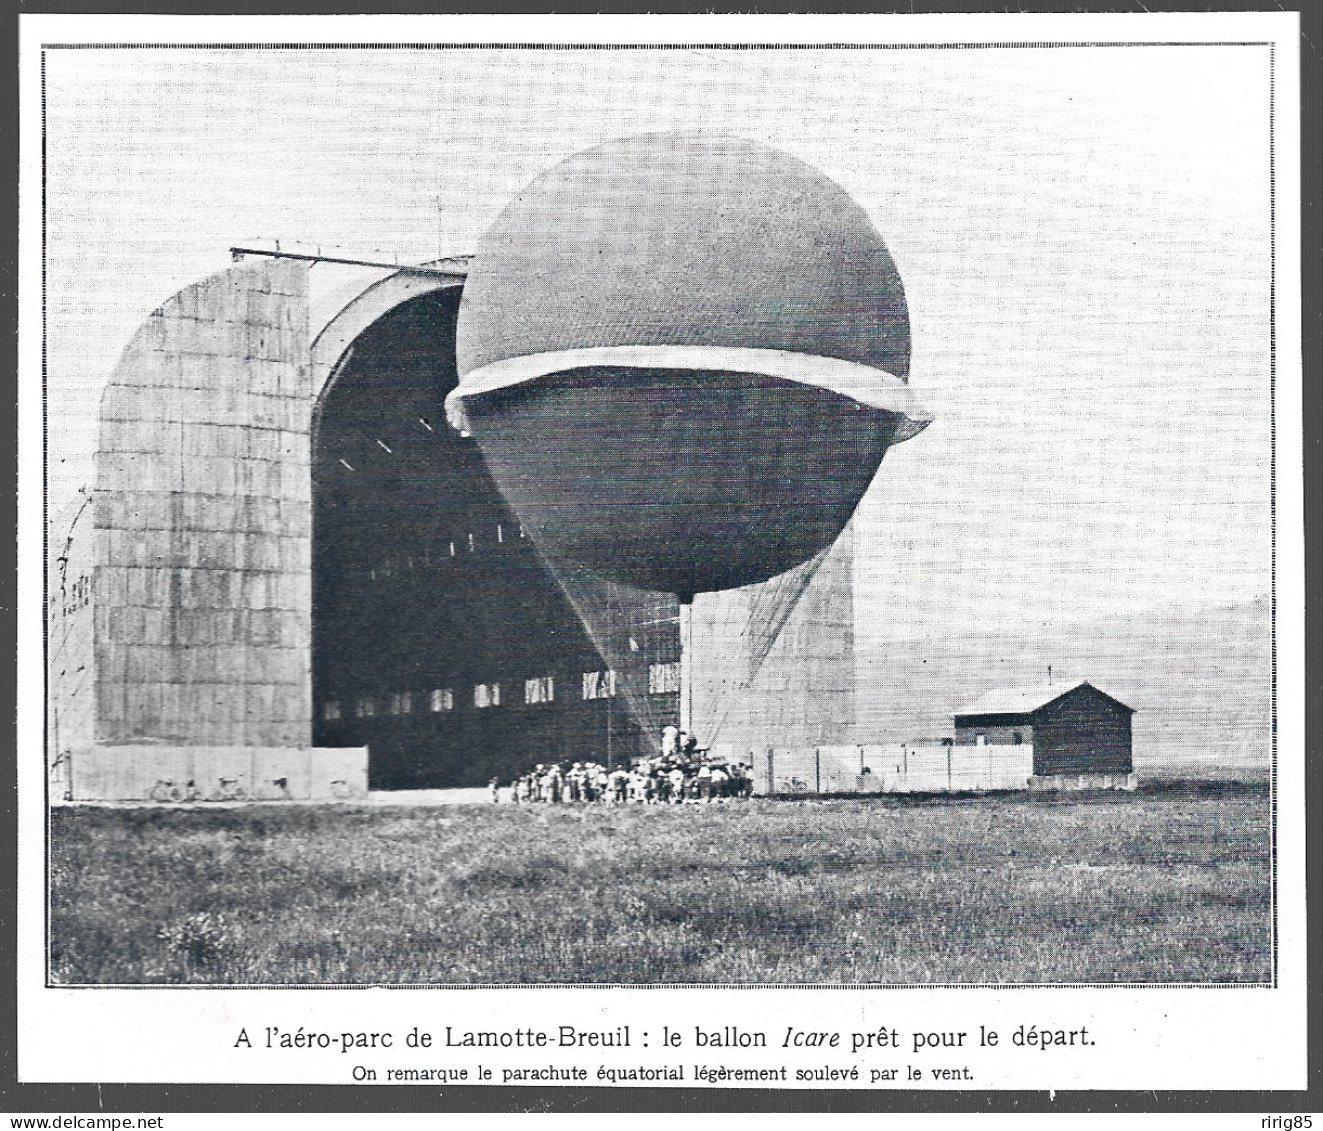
[746,744,1035,795]
[64,744,370,802]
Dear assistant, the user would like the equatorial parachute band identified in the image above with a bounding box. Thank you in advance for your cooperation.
[445,345,933,441]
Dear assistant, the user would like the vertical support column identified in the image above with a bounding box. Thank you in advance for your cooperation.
[679,596,693,738]
[691,522,854,756]
[93,259,312,747]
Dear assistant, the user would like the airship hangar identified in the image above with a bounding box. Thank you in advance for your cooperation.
[46,134,926,804]
[49,254,870,799]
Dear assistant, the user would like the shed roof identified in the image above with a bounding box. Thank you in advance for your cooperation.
[954,679,1132,719]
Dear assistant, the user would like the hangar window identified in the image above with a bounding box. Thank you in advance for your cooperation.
[1012,731,1023,745]
[322,700,342,721]
[582,669,617,700]
[430,688,454,713]
[649,662,680,695]
[474,682,501,709]
[356,697,377,718]
[388,692,413,716]
[524,676,555,705]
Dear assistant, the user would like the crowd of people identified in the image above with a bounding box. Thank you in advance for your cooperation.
[496,726,754,805]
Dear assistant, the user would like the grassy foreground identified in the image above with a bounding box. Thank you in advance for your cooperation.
[49,784,1271,985]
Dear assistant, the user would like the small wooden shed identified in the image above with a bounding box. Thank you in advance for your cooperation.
[952,680,1134,777]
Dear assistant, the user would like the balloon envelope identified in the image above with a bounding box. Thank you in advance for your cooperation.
[447,132,931,595]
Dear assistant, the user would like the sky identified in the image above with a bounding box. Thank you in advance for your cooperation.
[40,43,1276,650]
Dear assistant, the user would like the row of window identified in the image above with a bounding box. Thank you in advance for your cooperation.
[365,524,525,581]
[321,662,681,722]
[649,661,681,695]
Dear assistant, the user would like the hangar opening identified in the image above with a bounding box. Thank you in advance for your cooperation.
[310,287,669,789]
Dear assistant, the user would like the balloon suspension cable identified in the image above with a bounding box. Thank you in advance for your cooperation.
[528,547,678,748]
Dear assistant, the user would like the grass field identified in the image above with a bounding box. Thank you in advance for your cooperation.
[48,781,1272,985]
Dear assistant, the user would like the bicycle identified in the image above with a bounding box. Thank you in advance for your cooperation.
[148,778,199,803]
[207,776,249,802]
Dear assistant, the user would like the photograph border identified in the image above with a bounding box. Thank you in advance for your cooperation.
[8,1,1318,1115]
[38,35,1280,994]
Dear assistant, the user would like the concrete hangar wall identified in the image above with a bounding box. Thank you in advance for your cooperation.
[48,257,856,800]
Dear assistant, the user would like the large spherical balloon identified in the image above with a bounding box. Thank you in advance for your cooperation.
[446,132,930,595]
